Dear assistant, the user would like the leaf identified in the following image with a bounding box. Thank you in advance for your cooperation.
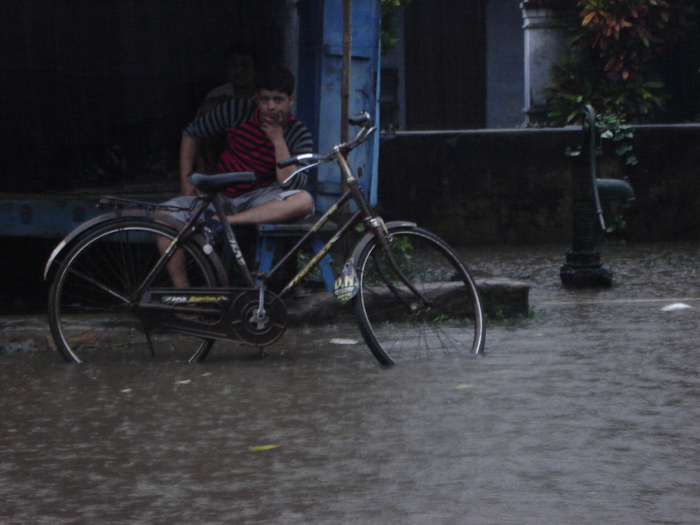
[582,11,596,26]
[615,143,633,155]
[563,94,584,102]
[250,444,280,452]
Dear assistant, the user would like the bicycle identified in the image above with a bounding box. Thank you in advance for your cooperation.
[45,112,485,366]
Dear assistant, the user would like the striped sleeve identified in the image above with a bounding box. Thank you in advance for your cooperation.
[183,99,256,143]
[284,120,314,156]
[283,120,314,190]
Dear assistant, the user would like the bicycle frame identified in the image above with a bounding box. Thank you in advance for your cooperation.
[258,152,374,298]
[151,138,429,310]
[46,112,487,366]
[105,115,430,336]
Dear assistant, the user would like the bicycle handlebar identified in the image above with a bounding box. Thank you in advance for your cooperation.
[348,111,373,127]
[277,153,318,169]
[277,111,376,171]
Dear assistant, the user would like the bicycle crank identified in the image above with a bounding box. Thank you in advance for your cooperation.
[229,290,287,347]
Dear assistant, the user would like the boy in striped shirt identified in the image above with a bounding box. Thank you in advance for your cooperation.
[161,66,315,287]
[167,65,314,227]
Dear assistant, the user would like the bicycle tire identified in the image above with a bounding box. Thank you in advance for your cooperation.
[48,219,221,363]
[353,226,485,366]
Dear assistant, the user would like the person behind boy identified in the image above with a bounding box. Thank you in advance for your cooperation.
[196,46,257,172]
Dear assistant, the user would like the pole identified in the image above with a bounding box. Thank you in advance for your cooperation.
[341,0,352,144]
[339,0,353,237]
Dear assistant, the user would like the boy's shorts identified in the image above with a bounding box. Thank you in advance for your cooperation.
[162,184,312,224]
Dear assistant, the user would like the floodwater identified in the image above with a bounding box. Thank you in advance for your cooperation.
[1,242,699,524]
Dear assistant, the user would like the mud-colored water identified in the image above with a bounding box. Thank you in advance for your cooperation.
[1,242,698,524]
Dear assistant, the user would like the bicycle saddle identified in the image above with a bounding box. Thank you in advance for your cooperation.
[188,171,256,192]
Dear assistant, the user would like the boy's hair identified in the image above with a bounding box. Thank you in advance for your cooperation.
[255,66,296,96]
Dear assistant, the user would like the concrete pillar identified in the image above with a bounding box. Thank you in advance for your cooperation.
[520,0,573,124]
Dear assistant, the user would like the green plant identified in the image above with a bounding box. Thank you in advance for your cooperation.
[380,0,411,55]
[545,57,669,125]
[606,213,629,240]
[545,0,697,125]
[486,306,542,325]
[528,306,539,320]
[597,111,638,165]
[432,314,451,324]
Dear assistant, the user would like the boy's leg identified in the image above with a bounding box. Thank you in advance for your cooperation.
[156,195,209,288]
[226,191,314,225]
[220,186,314,226]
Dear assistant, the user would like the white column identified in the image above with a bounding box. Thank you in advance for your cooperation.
[521,1,572,123]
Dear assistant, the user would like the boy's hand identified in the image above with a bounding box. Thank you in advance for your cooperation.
[260,113,286,142]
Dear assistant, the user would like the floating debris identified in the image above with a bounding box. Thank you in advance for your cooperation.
[329,338,359,345]
[661,303,692,311]
[250,444,280,452]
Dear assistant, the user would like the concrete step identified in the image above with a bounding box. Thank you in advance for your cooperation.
[0,278,529,355]
[287,277,530,324]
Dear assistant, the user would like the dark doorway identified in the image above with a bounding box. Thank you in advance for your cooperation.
[403,0,487,130]
[0,0,287,192]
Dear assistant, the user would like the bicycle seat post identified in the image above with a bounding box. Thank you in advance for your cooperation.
[256,282,267,319]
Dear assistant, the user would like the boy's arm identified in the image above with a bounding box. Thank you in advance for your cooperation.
[179,135,200,196]
[261,114,297,185]
[178,99,254,195]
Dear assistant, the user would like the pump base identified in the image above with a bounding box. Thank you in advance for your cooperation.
[560,261,613,288]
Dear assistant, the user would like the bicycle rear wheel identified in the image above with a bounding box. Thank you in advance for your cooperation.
[48,219,221,363]
[353,226,485,366]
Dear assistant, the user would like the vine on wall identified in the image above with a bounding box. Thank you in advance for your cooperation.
[380,0,411,54]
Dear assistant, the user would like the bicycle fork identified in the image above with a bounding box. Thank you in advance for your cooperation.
[336,152,432,309]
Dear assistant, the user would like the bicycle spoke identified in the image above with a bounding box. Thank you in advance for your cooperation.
[354,226,485,365]
[49,220,220,363]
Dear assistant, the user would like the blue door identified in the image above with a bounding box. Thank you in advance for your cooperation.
[296,0,381,213]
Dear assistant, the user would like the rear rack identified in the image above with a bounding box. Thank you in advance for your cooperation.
[98,195,200,213]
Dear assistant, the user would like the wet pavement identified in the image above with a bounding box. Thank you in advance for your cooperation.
[1,242,699,524]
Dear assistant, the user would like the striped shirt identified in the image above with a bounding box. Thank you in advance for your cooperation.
[183,99,314,197]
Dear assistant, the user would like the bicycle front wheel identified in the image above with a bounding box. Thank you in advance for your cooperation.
[353,226,485,366]
[48,219,221,363]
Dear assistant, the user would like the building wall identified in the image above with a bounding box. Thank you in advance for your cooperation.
[380,0,530,130]
[377,125,700,246]
[402,0,487,130]
[486,0,526,128]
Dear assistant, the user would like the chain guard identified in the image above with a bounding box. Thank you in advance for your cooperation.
[229,290,287,347]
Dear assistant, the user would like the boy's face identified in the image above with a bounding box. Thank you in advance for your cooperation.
[257,89,294,125]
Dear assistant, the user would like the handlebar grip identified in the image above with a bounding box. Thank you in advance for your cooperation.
[348,111,372,127]
[278,153,319,169]
[277,157,299,169]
